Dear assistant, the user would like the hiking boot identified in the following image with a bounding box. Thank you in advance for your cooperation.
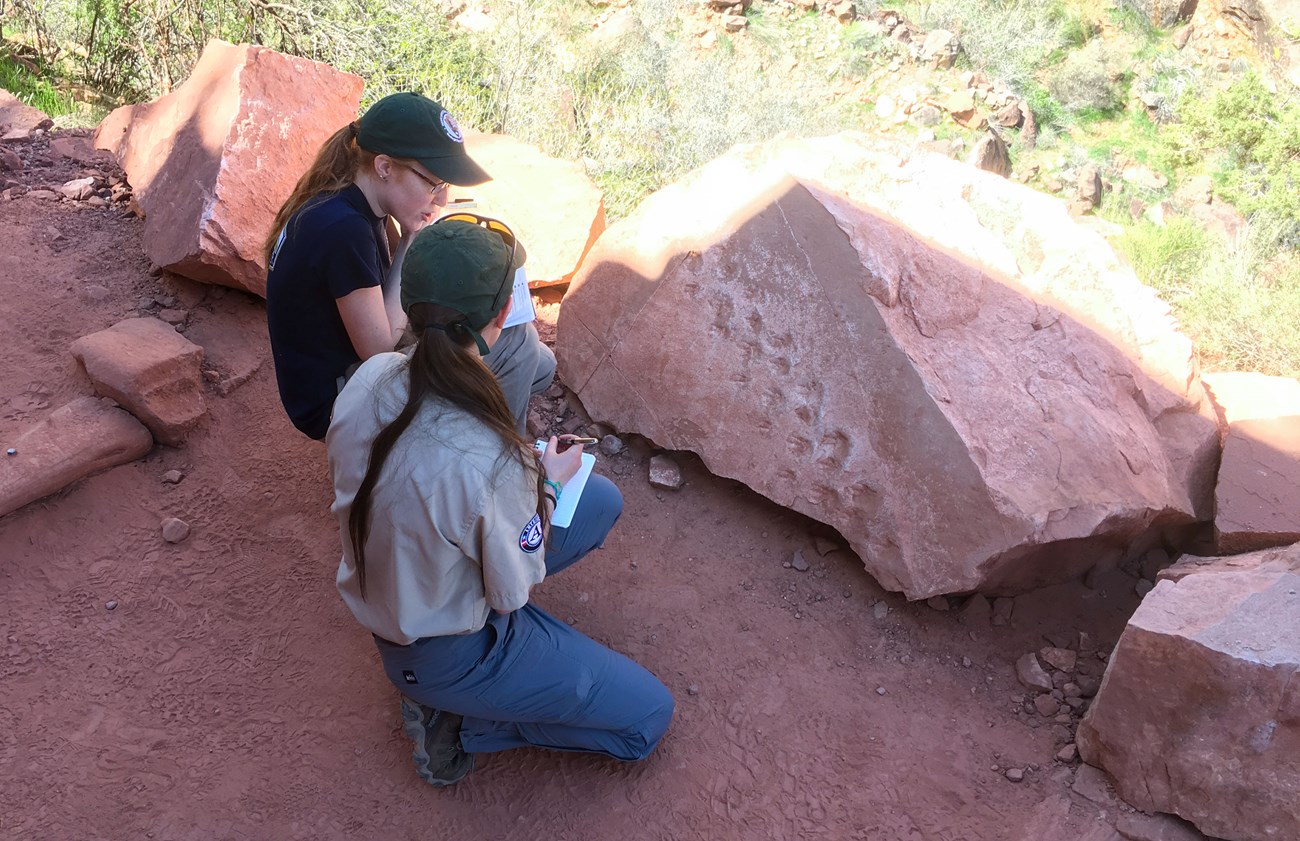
[399,696,475,786]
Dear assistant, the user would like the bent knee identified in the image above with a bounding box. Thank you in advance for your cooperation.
[617,684,675,762]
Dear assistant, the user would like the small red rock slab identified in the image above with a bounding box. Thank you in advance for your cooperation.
[1077,542,1300,841]
[0,89,54,135]
[0,397,152,517]
[1203,372,1300,553]
[48,135,114,167]
[70,317,207,446]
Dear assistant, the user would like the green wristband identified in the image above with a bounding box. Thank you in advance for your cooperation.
[543,479,562,501]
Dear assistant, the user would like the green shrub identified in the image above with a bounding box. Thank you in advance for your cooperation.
[1021,81,1068,134]
[1166,73,1300,245]
[1120,215,1300,376]
[1117,217,1209,289]
[1107,1,1159,41]
[0,55,76,116]
[900,0,1073,91]
[1048,39,1126,117]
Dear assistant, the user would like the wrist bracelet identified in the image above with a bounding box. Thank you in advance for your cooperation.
[543,479,562,501]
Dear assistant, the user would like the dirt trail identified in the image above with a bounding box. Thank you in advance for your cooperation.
[2,132,1148,841]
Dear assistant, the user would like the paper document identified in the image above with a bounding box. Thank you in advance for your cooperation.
[533,440,596,529]
[502,267,536,329]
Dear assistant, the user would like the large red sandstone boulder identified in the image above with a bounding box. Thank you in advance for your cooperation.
[93,40,363,296]
[457,133,604,287]
[70,318,207,446]
[0,397,152,517]
[1202,372,1300,553]
[1076,542,1300,841]
[557,133,1220,598]
[0,89,53,137]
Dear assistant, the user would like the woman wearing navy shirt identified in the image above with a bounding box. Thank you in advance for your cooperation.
[265,92,554,439]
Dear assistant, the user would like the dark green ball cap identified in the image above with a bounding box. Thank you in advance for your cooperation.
[400,221,526,328]
[357,92,490,186]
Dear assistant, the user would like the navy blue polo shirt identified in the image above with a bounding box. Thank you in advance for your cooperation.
[266,185,392,439]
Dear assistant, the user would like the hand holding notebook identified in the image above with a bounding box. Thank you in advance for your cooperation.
[533,437,597,528]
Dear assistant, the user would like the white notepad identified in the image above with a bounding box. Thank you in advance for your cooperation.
[502,267,536,329]
[533,441,596,529]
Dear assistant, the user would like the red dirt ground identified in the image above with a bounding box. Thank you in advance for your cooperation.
[2,131,1156,841]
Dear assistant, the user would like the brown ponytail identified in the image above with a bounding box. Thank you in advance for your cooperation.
[263,121,377,262]
[347,303,550,600]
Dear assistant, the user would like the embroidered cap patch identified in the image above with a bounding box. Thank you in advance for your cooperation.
[440,110,464,143]
[519,514,543,553]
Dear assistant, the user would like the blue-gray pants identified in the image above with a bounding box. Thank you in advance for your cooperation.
[373,475,674,761]
[486,322,556,434]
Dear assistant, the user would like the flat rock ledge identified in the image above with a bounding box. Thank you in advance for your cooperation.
[0,397,152,517]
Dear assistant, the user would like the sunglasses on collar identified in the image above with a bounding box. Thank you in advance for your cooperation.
[436,212,518,315]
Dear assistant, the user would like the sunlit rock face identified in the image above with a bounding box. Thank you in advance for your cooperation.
[94,40,363,296]
[557,133,1219,599]
[1202,372,1300,554]
[460,133,605,288]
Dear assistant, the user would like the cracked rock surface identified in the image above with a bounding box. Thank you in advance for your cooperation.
[557,133,1220,598]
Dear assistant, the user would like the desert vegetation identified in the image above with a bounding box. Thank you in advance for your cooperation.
[3,0,1298,375]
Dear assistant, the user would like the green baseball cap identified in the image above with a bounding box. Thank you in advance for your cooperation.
[400,219,527,354]
[357,92,490,186]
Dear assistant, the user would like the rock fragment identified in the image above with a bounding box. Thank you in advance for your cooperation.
[0,89,54,136]
[967,131,1010,178]
[161,517,191,543]
[1071,763,1116,805]
[453,134,606,287]
[0,145,22,173]
[58,177,96,201]
[1039,646,1077,673]
[648,454,683,490]
[70,317,207,446]
[1015,652,1053,691]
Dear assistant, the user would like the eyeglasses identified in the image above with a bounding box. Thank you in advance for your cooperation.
[437,212,518,314]
[393,161,448,195]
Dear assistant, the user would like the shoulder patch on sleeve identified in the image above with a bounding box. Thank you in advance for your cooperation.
[519,513,543,553]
